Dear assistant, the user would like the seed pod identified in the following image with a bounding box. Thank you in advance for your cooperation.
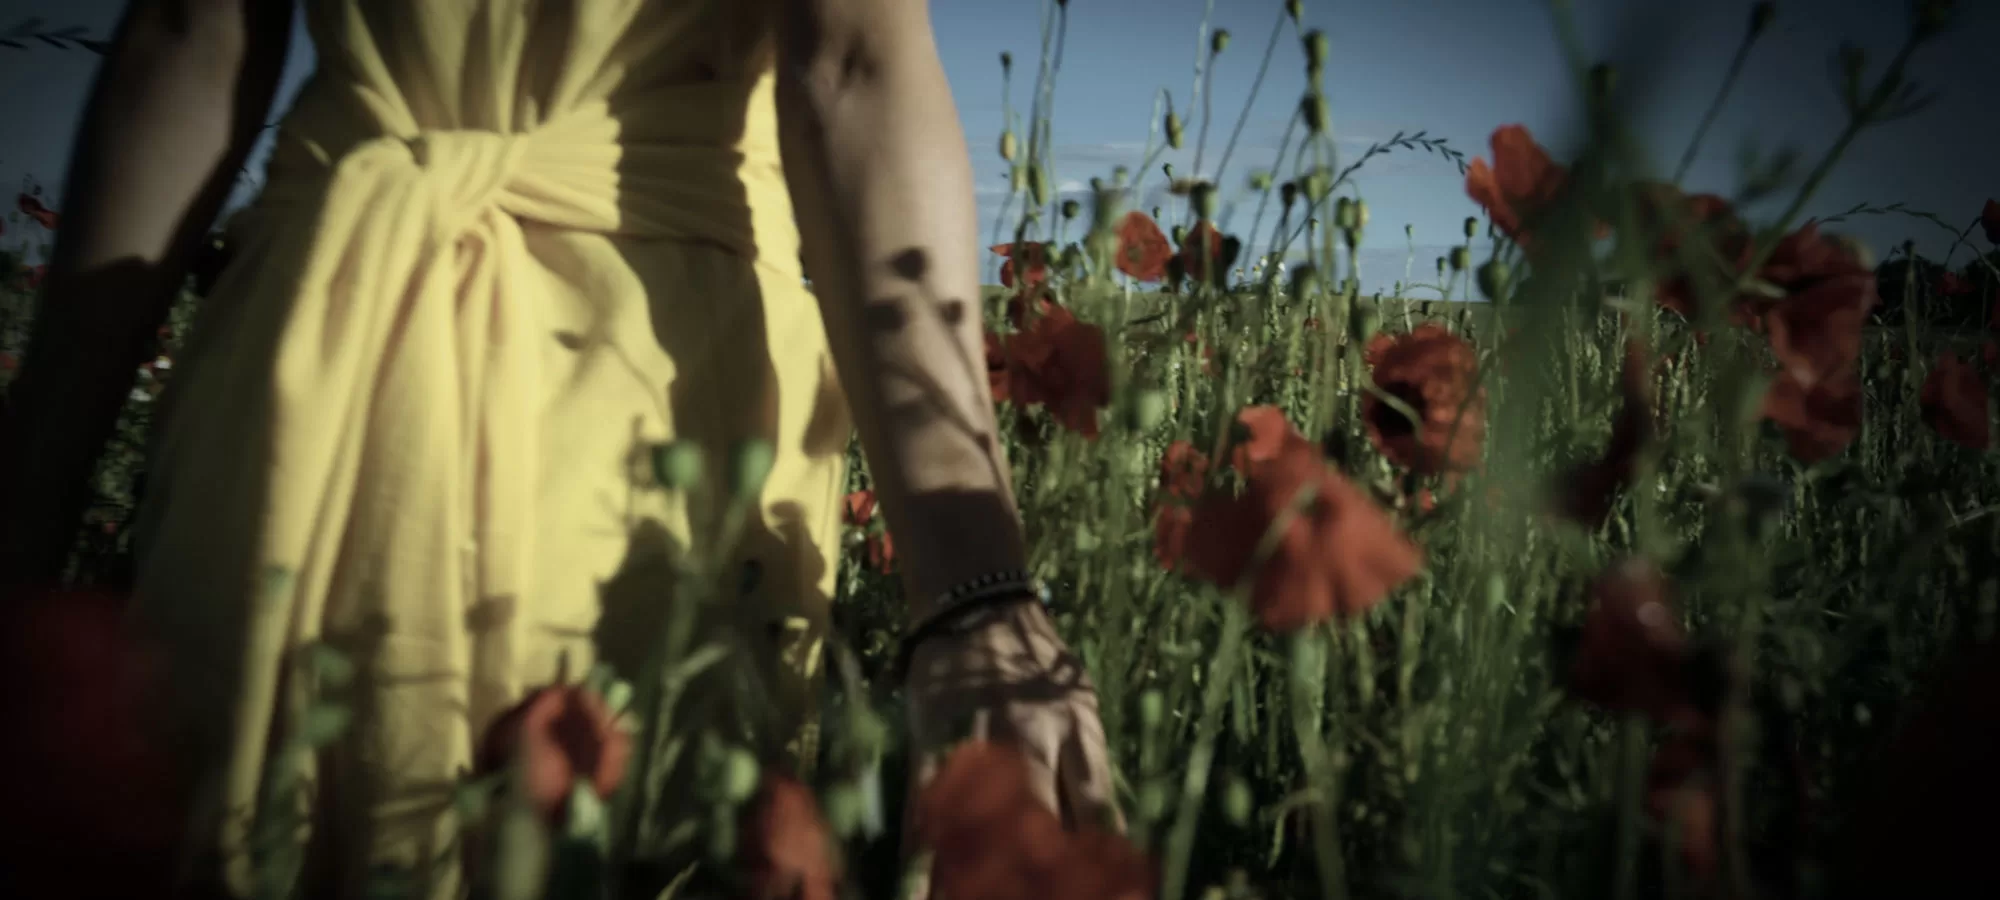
[1061,198,1081,220]
[1355,199,1371,229]
[1172,224,1188,246]
[1191,181,1217,220]
[1010,164,1027,193]
[1286,0,1303,23]
[1165,112,1185,149]
[1435,256,1447,277]
[999,130,1018,161]
[1477,259,1511,301]
[999,52,1012,74]
[1028,163,1050,207]
[1163,162,1176,181]
[651,442,704,490]
[1211,29,1231,55]
[1335,197,1357,230]
[1303,30,1330,70]
[1749,2,1776,35]
[1151,206,1163,220]
[1248,170,1273,192]
[1449,246,1470,272]
[1301,91,1329,134]
[1280,181,1298,210]
[729,439,776,501]
[1463,216,1479,240]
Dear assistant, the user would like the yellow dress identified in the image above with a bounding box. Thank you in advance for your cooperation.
[127,1,849,896]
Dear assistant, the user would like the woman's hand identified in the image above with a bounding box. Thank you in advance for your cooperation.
[900,600,1123,893]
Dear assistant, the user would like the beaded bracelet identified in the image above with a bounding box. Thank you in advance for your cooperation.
[890,569,1052,684]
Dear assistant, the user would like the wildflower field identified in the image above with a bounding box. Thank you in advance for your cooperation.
[4,1,1999,899]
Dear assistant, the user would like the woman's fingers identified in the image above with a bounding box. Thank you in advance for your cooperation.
[1056,700,1124,833]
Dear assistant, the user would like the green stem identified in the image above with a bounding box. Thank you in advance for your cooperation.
[1671,28,1760,185]
[1159,602,1247,900]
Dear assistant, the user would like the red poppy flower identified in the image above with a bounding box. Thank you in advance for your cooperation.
[475,684,632,825]
[1920,352,1990,450]
[1464,125,1570,245]
[0,586,187,894]
[0,352,16,372]
[1178,221,1228,284]
[1153,441,1211,571]
[1004,305,1111,438]
[1639,185,1758,325]
[739,772,840,900]
[992,242,1051,289]
[1762,368,1862,463]
[1554,340,1655,527]
[1181,408,1423,632]
[917,740,1156,900]
[1116,211,1173,283]
[1568,559,1699,724]
[1646,729,1720,881]
[985,330,1012,403]
[1982,199,2000,245]
[842,489,896,572]
[1362,325,1487,475]
[1936,271,1973,297]
[17,194,58,230]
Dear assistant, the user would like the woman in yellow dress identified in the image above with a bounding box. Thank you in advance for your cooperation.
[0,0,1118,897]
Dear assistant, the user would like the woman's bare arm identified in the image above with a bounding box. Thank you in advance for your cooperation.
[773,0,1031,622]
[0,0,294,583]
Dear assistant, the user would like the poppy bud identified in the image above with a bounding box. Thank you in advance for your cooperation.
[651,442,704,490]
[1355,199,1371,229]
[729,439,776,501]
[1221,775,1253,826]
[1286,0,1303,23]
[1463,216,1479,240]
[1124,388,1168,431]
[1350,300,1381,345]
[1061,198,1081,220]
[1280,181,1298,210]
[1449,246,1470,272]
[1138,689,1165,730]
[1163,162,1176,181]
[1152,206,1163,220]
[1302,167,1332,203]
[1028,163,1050,206]
[1166,112,1185,149]
[1172,224,1188,246]
[1334,197,1357,231]
[1191,182,1218,220]
[1010,164,1026,193]
[1435,256,1447,278]
[1477,259,1511,301]
[1302,30,1330,71]
[1914,0,1953,38]
[1749,2,1776,35]
[1248,170,1272,191]
[999,52,1012,74]
[1343,226,1363,250]
[1301,91,1330,134]
[1211,29,1231,55]
[999,130,1017,161]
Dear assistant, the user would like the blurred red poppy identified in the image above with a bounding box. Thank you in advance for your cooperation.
[1568,559,1699,725]
[0,586,186,896]
[474,684,631,825]
[1362,325,1487,475]
[1004,305,1111,438]
[1935,271,1973,297]
[992,242,1051,289]
[1645,729,1719,882]
[917,740,1155,900]
[1181,408,1422,632]
[1116,211,1173,283]
[1464,125,1569,246]
[739,772,840,900]
[1920,352,1990,450]
[1153,440,1210,571]
[16,193,58,230]
[1982,198,2000,245]
[1554,340,1655,527]
[843,489,896,572]
[1762,368,1863,463]
[1178,221,1228,284]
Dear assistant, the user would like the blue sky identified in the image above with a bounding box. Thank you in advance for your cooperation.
[2,0,1994,291]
